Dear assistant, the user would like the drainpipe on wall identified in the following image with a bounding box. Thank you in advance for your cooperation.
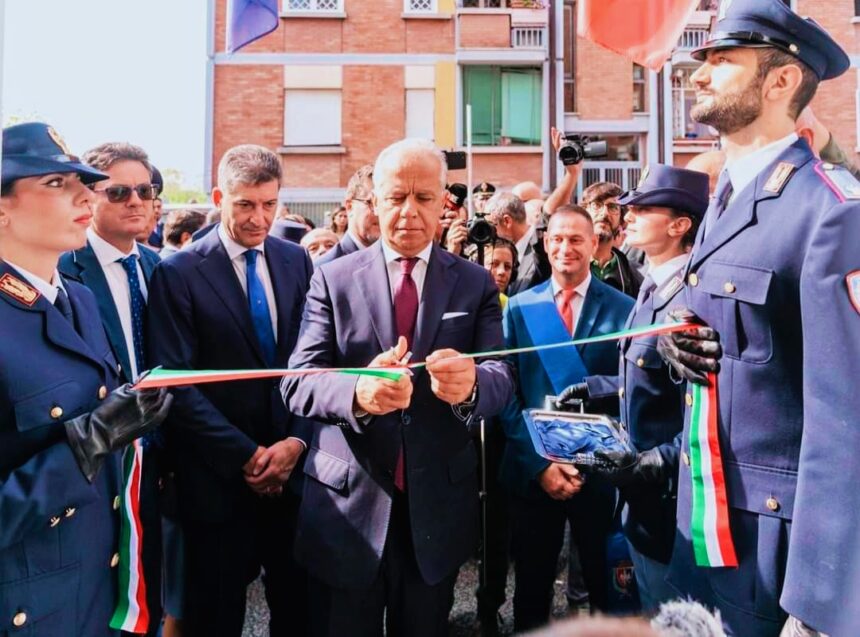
[547,1,558,191]
[204,0,216,194]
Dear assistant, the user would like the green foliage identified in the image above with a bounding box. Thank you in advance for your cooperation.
[160,168,209,204]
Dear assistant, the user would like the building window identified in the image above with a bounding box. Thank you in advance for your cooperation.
[284,0,342,12]
[855,0,860,16]
[463,66,542,146]
[406,89,435,140]
[459,0,508,7]
[563,0,576,112]
[671,66,716,140]
[405,0,436,11]
[284,90,342,146]
[633,64,646,113]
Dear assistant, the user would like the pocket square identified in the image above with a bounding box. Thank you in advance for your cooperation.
[442,311,468,320]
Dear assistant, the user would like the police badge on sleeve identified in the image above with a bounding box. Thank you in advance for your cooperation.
[847,271,860,315]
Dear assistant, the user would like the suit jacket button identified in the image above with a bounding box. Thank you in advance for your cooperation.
[618,387,625,399]
[113,496,121,511]
[723,282,736,294]
[402,413,412,425]
[688,273,699,287]
[49,516,61,528]
[98,385,108,400]
[64,507,76,518]
[110,553,120,568]
[681,452,690,466]
[766,497,780,512]
[636,358,645,368]
[685,393,693,407]
[117,363,122,374]
[50,406,63,419]
[12,612,27,628]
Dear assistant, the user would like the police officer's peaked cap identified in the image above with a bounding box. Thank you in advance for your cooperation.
[617,164,709,219]
[2,123,108,189]
[473,182,496,195]
[692,0,850,81]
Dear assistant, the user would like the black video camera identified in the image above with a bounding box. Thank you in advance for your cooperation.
[558,135,608,166]
[467,212,496,247]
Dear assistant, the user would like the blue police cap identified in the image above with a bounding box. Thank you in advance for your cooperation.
[617,164,709,219]
[2,122,108,189]
[692,0,849,81]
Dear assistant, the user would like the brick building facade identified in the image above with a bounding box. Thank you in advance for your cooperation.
[206,0,860,216]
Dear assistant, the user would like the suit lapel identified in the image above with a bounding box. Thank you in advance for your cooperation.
[353,242,396,352]
[264,238,298,365]
[196,231,268,366]
[412,245,458,368]
[138,246,159,283]
[689,140,814,271]
[573,278,604,356]
[73,244,132,376]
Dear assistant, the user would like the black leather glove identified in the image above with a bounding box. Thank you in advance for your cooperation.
[589,447,667,488]
[656,308,722,385]
[554,382,589,411]
[64,385,172,482]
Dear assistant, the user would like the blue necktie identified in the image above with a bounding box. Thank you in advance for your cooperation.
[244,249,276,366]
[119,255,146,373]
[702,170,734,238]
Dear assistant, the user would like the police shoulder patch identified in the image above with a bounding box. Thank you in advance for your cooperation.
[817,162,860,201]
[0,273,40,306]
[847,271,860,316]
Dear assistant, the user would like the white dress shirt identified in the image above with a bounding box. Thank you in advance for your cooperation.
[217,224,278,341]
[87,227,148,379]
[550,272,592,335]
[648,253,690,288]
[380,240,433,303]
[5,261,64,304]
[725,132,799,203]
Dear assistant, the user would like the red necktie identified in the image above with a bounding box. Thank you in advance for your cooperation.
[393,257,419,490]
[557,288,576,335]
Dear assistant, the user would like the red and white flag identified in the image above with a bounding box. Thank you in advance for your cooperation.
[577,0,700,71]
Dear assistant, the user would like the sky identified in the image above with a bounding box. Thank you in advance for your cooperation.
[1,0,208,188]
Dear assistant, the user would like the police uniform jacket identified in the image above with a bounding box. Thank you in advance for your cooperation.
[586,259,688,564]
[668,138,860,635]
[0,263,122,636]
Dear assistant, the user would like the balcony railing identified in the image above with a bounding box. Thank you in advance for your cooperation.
[677,27,710,51]
[511,26,546,49]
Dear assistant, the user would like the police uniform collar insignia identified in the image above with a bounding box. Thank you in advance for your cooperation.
[763,162,796,194]
[637,165,649,189]
[659,275,684,301]
[847,271,860,316]
[817,162,860,200]
[0,273,41,307]
[47,126,73,156]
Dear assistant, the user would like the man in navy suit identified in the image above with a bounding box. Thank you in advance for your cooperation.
[315,163,379,266]
[656,2,860,635]
[499,205,633,631]
[281,138,514,636]
[146,144,314,636]
[58,142,164,636]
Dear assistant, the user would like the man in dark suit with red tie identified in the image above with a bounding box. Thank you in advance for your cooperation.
[146,145,313,636]
[282,138,515,637]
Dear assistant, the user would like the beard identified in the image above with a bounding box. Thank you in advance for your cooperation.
[690,73,764,135]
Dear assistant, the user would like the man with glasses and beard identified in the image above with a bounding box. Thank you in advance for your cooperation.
[655,1,860,635]
[581,182,642,298]
[59,142,165,636]
[316,164,379,265]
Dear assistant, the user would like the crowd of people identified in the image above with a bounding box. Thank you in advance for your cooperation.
[1,1,860,637]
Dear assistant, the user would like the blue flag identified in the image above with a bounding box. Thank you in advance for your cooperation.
[227,0,279,54]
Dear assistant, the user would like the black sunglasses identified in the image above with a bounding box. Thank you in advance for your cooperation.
[90,183,158,203]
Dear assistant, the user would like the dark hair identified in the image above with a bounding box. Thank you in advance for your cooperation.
[0,181,14,197]
[668,209,701,248]
[83,142,151,174]
[755,48,819,119]
[549,204,594,231]
[581,182,623,207]
[164,209,207,246]
[345,165,373,202]
[327,206,348,232]
[465,236,520,288]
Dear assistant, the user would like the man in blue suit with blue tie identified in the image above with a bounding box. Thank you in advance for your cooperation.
[146,145,314,636]
[58,142,164,636]
[499,205,633,631]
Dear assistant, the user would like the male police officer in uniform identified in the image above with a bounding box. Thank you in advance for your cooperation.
[557,164,709,611]
[656,1,860,635]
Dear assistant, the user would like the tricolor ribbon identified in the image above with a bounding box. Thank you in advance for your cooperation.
[110,439,149,633]
[134,321,695,390]
[688,372,737,568]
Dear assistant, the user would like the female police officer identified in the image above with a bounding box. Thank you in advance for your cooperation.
[0,122,170,635]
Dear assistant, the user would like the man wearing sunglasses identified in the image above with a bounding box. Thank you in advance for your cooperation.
[58,142,165,636]
[581,182,643,299]
[316,164,379,266]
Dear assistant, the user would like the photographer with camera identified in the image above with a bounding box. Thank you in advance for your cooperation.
[438,182,469,255]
